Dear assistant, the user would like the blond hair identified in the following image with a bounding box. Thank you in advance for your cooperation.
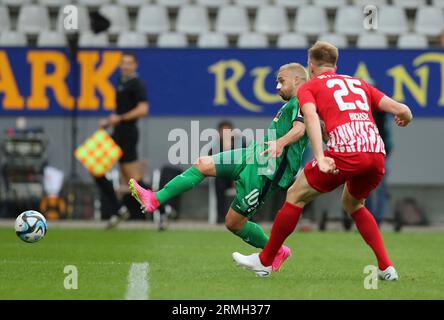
[278,63,308,80]
[308,41,338,67]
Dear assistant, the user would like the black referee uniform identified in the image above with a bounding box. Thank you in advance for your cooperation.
[113,72,147,163]
[96,72,147,222]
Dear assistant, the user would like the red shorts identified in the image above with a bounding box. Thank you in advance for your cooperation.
[304,150,385,200]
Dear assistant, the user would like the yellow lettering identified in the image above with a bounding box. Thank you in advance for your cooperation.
[250,67,281,104]
[208,60,262,112]
[413,53,444,106]
[0,51,24,110]
[27,51,73,110]
[387,65,428,107]
[77,51,121,110]
[353,62,373,82]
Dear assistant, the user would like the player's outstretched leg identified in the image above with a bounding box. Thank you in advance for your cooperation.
[342,185,398,281]
[129,156,214,213]
[226,208,291,272]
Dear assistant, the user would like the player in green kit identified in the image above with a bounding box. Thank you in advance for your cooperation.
[129,63,309,271]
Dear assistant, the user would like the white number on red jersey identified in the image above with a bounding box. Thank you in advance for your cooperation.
[326,78,370,112]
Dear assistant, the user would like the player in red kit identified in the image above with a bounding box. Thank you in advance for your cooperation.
[233,41,413,279]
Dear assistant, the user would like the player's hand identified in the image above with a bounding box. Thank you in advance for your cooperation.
[260,140,284,160]
[318,156,338,174]
[395,111,412,127]
[98,118,109,128]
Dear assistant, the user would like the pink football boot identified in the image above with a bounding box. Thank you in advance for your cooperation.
[272,245,292,272]
[129,179,160,213]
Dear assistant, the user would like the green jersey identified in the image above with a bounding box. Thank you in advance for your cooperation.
[248,96,308,189]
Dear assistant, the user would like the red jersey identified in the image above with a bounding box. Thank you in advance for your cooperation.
[298,71,386,155]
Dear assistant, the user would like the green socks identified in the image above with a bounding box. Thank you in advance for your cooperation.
[154,165,268,250]
[235,221,269,249]
[155,166,205,205]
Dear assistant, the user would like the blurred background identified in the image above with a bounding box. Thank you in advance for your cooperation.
[0,0,443,231]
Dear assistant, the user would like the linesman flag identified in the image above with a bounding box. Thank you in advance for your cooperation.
[74,129,123,177]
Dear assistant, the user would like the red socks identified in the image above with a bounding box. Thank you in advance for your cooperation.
[258,203,392,270]
[259,201,302,266]
[352,207,392,270]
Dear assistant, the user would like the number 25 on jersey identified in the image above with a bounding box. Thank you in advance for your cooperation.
[326,78,370,112]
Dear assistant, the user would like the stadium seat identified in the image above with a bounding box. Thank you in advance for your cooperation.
[378,6,408,36]
[78,32,109,47]
[176,5,210,35]
[136,5,170,35]
[117,31,148,48]
[352,0,387,7]
[276,33,308,48]
[17,5,50,36]
[274,0,309,9]
[1,0,31,7]
[157,32,188,47]
[234,0,268,9]
[215,5,249,36]
[0,6,10,31]
[78,0,111,7]
[295,6,328,36]
[254,6,289,36]
[37,31,67,47]
[38,0,71,8]
[99,4,130,34]
[196,0,230,8]
[414,6,444,37]
[357,32,388,48]
[0,31,27,46]
[57,5,91,33]
[318,33,348,48]
[313,0,346,9]
[432,0,444,8]
[197,32,228,48]
[393,0,425,9]
[335,6,365,36]
[155,0,190,8]
[117,0,148,8]
[237,32,268,48]
[397,33,428,48]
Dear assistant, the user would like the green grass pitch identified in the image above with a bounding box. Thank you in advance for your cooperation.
[1,226,443,299]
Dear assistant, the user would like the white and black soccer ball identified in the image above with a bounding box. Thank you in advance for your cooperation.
[15,210,48,243]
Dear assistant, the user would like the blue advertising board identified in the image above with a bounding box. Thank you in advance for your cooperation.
[0,48,443,117]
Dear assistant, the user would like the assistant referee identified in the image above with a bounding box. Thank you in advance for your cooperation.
[97,52,149,228]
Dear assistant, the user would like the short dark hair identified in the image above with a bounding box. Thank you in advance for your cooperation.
[122,51,138,63]
[218,120,233,130]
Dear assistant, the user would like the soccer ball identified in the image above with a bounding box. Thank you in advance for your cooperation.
[15,210,48,243]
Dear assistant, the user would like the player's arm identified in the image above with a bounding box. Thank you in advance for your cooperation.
[301,103,323,160]
[261,120,305,159]
[377,96,413,127]
[279,121,305,146]
[302,103,337,174]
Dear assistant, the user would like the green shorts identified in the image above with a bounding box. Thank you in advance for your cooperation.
[212,148,280,219]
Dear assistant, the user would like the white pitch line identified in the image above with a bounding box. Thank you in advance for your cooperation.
[0,260,130,266]
[125,262,150,300]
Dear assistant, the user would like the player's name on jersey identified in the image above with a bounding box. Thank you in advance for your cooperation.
[349,112,371,121]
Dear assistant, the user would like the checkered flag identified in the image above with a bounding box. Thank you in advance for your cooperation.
[74,129,123,177]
